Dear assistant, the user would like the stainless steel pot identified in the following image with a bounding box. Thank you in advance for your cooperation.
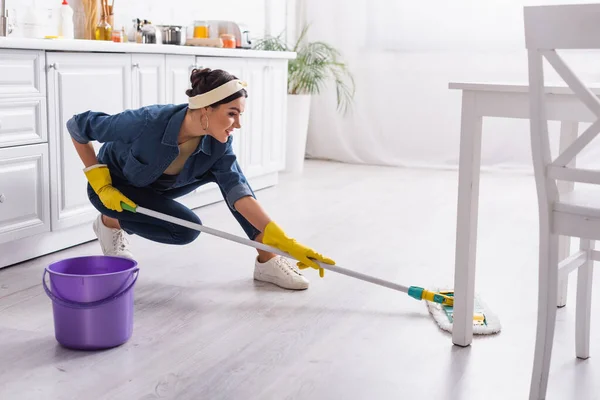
[158,25,186,45]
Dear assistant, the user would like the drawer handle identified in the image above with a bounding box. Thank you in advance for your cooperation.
[0,194,5,203]
[132,63,140,68]
[48,63,59,70]
[190,64,203,70]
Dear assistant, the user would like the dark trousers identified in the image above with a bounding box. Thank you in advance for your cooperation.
[87,173,260,245]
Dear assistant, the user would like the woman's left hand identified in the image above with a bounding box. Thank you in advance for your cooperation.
[262,221,335,277]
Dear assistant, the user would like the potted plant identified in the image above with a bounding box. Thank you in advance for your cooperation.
[253,24,355,173]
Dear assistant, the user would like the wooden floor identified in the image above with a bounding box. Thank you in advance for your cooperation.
[1,160,599,400]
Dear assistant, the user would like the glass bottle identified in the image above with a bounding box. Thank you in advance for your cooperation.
[95,15,112,41]
[193,21,209,38]
[220,34,236,48]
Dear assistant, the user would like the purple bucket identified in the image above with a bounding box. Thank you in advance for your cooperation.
[43,256,139,350]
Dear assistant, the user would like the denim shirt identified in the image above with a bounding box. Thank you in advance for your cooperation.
[66,104,253,210]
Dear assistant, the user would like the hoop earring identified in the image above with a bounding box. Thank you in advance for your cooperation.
[201,115,209,131]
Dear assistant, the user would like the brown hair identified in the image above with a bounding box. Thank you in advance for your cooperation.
[185,68,248,108]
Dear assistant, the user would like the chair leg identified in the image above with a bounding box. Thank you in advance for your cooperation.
[556,121,577,308]
[530,230,559,400]
[576,239,594,360]
[557,235,571,308]
[557,278,568,308]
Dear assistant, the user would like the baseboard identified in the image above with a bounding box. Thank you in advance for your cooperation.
[0,223,96,269]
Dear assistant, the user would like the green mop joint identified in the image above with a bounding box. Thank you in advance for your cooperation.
[408,286,452,305]
[121,203,137,213]
[408,286,426,300]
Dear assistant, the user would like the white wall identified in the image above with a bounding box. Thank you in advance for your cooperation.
[6,0,278,42]
[304,0,600,170]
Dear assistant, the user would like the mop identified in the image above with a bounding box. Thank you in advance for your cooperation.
[121,203,499,333]
[425,288,501,335]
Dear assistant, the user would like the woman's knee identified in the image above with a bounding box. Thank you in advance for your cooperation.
[172,226,200,245]
[170,211,201,245]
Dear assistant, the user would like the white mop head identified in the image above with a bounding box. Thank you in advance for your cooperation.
[425,287,501,335]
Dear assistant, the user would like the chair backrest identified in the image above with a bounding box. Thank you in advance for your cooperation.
[524,4,600,209]
[525,4,600,50]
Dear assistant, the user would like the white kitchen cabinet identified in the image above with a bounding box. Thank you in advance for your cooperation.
[243,59,268,179]
[239,59,287,177]
[0,97,47,148]
[263,59,287,172]
[132,54,166,108]
[0,144,50,244]
[0,49,45,97]
[166,54,195,105]
[46,52,132,231]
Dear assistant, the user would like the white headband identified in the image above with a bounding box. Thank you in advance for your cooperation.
[188,79,247,109]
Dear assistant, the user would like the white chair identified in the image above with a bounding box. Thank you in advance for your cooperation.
[524,4,600,399]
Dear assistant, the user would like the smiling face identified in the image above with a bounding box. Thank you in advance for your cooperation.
[203,96,246,143]
[184,68,248,144]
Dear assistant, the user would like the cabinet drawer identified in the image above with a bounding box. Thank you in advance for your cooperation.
[0,98,47,148]
[0,50,45,97]
[0,144,50,244]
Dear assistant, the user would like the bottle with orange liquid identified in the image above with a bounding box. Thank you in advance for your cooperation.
[193,21,209,38]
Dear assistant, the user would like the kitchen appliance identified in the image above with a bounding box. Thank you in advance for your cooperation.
[204,21,252,49]
[158,25,185,45]
[230,22,251,49]
[140,23,162,44]
[132,19,163,44]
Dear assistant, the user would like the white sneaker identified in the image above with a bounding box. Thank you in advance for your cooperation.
[254,255,310,290]
[92,214,134,259]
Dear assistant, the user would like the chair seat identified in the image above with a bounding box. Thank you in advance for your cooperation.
[555,186,600,218]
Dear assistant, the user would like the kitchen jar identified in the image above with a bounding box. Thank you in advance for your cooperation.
[220,34,236,48]
[111,29,123,42]
[193,21,209,38]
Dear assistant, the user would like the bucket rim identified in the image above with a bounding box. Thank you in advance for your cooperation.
[46,255,138,278]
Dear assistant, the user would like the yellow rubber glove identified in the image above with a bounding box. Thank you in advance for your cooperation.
[262,221,335,277]
[84,165,136,212]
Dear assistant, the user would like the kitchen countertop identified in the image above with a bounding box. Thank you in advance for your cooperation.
[0,37,296,59]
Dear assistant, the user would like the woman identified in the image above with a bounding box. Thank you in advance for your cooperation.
[67,68,334,290]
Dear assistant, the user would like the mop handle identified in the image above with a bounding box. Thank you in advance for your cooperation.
[121,203,411,294]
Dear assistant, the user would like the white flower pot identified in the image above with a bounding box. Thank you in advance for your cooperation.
[285,94,311,174]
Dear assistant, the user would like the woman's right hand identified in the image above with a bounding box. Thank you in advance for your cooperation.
[262,221,335,277]
[84,164,136,212]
